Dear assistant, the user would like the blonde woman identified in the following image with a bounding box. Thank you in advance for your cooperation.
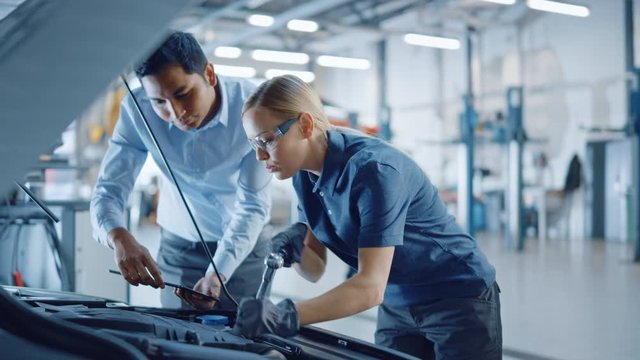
[233,75,502,359]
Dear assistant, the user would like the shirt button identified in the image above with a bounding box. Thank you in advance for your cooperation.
[319,191,324,197]
[328,210,332,215]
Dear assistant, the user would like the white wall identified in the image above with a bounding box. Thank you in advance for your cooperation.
[326,0,631,239]
[519,0,626,176]
[314,44,380,127]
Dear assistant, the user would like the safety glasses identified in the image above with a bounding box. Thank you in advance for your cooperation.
[247,115,299,152]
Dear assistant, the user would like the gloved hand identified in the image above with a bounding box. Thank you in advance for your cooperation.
[232,298,299,339]
[271,223,307,267]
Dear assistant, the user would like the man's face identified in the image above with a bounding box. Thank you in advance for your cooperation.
[141,63,217,131]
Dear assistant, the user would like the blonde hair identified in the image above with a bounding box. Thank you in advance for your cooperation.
[243,75,331,133]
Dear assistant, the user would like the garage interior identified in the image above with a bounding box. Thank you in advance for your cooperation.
[1,1,640,359]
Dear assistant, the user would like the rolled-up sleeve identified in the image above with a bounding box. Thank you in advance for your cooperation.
[209,150,272,280]
[90,99,148,248]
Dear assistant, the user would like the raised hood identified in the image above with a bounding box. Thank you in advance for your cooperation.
[0,0,194,195]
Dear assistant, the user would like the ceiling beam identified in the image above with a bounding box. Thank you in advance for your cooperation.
[185,0,254,32]
[203,0,352,51]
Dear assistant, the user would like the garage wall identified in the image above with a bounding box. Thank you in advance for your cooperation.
[314,43,380,127]
[383,0,626,182]
[317,0,629,239]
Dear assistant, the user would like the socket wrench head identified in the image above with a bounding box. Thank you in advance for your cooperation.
[265,252,285,269]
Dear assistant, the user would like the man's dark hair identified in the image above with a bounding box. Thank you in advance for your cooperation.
[135,31,208,78]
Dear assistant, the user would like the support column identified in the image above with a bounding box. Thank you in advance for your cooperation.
[459,28,476,235]
[377,40,392,140]
[623,0,640,261]
[506,87,524,251]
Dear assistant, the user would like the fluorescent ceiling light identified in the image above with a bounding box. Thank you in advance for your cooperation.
[247,14,274,27]
[252,49,310,64]
[204,30,215,43]
[316,55,370,70]
[214,65,256,78]
[265,69,316,82]
[287,19,319,32]
[214,46,242,59]
[403,33,461,50]
[481,0,516,4]
[127,76,142,90]
[527,0,590,17]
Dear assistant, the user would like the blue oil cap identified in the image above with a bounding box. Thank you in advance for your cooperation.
[197,315,229,327]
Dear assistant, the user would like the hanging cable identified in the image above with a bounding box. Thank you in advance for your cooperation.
[11,182,67,288]
[119,75,237,308]
[44,220,67,290]
[11,221,23,286]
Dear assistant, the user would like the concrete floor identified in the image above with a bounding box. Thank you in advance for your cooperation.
[130,224,640,360]
[490,235,640,360]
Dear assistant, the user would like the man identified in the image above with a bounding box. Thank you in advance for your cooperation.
[90,31,272,309]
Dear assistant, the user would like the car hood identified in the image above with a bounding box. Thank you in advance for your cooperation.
[0,0,191,195]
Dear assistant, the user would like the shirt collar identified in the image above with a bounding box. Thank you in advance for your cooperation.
[309,129,348,194]
[198,75,229,130]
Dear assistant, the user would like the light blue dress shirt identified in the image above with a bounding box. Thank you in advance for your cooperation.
[90,76,272,280]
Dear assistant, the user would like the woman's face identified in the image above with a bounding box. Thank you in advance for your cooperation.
[243,107,305,180]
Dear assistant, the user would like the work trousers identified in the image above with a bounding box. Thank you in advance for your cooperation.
[375,282,502,360]
[156,227,270,310]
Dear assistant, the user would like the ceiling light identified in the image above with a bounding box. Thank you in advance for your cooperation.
[127,76,142,89]
[252,49,310,64]
[527,0,590,17]
[247,14,274,27]
[403,33,461,50]
[214,65,256,78]
[214,46,242,59]
[481,0,517,4]
[265,69,316,82]
[287,19,319,32]
[316,55,370,70]
[204,30,215,43]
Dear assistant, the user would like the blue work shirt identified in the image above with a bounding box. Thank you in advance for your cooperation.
[90,76,271,280]
[294,129,495,306]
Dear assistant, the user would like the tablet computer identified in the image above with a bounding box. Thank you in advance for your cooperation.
[108,269,218,302]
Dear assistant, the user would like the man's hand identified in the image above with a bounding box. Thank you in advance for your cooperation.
[175,271,223,310]
[271,223,307,267]
[110,227,164,288]
[232,298,299,339]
